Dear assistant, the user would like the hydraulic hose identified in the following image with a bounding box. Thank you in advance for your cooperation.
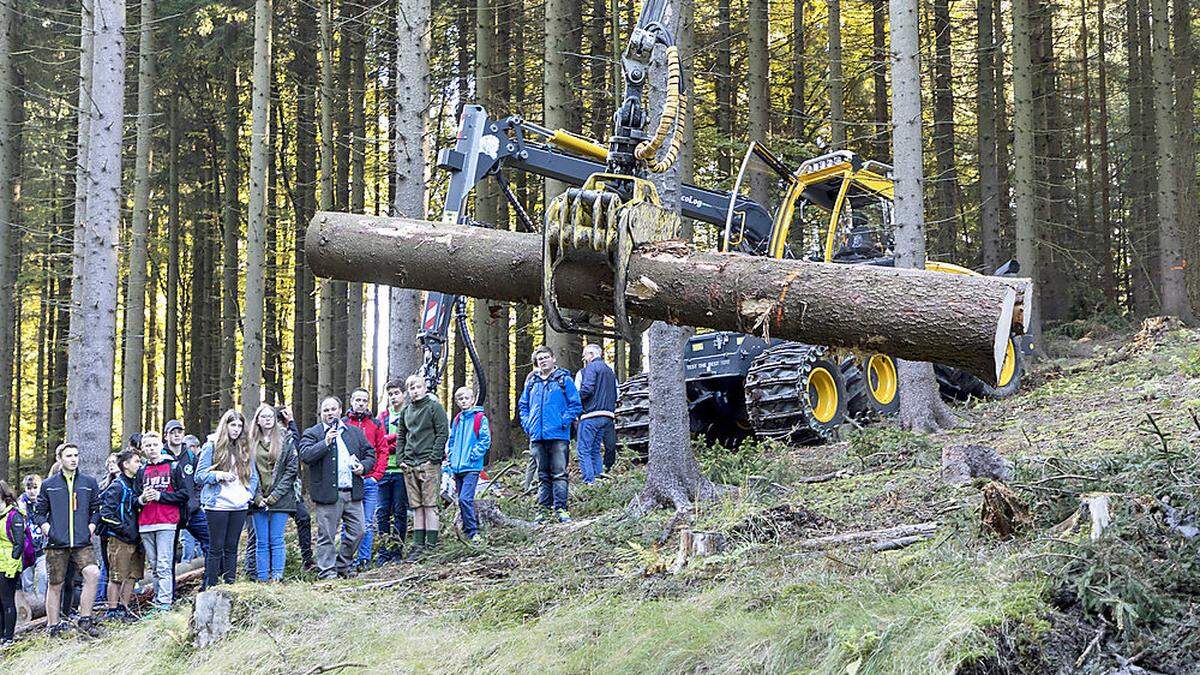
[635,45,688,174]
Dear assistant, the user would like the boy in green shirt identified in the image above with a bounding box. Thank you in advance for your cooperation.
[395,375,449,560]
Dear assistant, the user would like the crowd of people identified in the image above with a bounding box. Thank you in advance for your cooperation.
[0,342,619,642]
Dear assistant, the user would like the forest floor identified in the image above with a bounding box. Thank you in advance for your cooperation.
[4,318,1200,674]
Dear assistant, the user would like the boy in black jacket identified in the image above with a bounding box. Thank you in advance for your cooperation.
[98,450,143,621]
[34,443,103,637]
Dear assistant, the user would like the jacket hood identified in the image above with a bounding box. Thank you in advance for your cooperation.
[457,406,485,415]
[347,409,374,421]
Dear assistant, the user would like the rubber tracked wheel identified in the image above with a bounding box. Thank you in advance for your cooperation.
[935,337,1024,400]
[842,354,900,419]
[614,373,650,459]
[746,344,848,444]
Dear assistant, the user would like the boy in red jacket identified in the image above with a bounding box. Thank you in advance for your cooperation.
[344,388,390,569]
[137,432,188,610]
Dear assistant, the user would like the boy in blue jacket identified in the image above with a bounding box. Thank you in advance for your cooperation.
[518,346,582,522]
[444,387,491,540]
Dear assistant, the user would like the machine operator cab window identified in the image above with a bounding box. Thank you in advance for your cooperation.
[783,152,896,263]
[722,142,796,256]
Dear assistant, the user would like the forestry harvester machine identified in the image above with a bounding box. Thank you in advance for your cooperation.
[414,0,1032,451]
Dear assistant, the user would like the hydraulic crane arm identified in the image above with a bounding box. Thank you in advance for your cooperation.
[415,105,775,394]
[436,106,775,252]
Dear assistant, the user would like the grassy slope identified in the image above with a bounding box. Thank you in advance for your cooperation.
[5,326,1198,674]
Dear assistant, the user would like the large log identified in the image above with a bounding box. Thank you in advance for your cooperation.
[307,212,1021,382]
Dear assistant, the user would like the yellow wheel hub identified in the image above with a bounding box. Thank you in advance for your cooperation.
[867,354,897,405]
[807,367,838,424]
[998,340,1017,387]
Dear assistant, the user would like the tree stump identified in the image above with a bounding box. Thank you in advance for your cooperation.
[980,481,1030,539]
[191,589,235,648]
[15,588,43,624]
[669,529,728,572]
[941,444,1013,485]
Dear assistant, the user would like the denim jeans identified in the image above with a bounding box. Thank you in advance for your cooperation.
[454,471,480,538]
[141,529,176,605]
[532,439,569,511]
[577,417,614,483]
[252,511,289,581]
[376,473,409,562]
[356,478,379,565]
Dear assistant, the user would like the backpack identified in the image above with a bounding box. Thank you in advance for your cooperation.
[453,411,484,438]
[5,508,35,570]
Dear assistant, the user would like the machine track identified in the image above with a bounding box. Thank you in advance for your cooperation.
[614,373,650,457]
[745,344,847,443]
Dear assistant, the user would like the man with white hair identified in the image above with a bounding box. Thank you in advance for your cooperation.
[575,343,619,483]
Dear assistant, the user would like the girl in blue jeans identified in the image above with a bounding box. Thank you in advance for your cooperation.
[445,387,491,539]
[248,404,299,581]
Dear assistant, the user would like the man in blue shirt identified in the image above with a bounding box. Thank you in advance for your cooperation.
[575,344,619,483]
[519,346,582,522]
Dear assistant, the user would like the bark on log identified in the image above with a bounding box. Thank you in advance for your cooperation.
[307,213,1021,383]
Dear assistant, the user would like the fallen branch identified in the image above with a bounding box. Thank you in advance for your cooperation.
[1074,626,1105,669]
[1029,474,1099,485]
[793,470,849,484]
[866,535,932,552]
[794,522,937,550]
[301,662,368,675]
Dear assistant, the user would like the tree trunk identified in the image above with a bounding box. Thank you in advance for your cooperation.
[121,0,155,441]
[0,0,16,475]
[317,0,336,397]
[164,94,180,423]
[474,0,497,405]
[69,0,124,475]
[930,0,962,259]
[292,0,319,427]
[221,25,240,411]
[1151,0,1194,322]
[978,0,1003,272]
[827,0,845,148]
[266,106,280,405]
[388,0,429,382]
[792,0,806,143]
[543,0,583,368]
[144,198,159,432]
[1078,0,1098,301]
[1012,0,1042,344]
[748,0,769,146]
[66,0,93,448]
[1096,0,1116,303]
[345,0,366,393]
[994,0,1013,247]
[628,0,719,519]
[716,0,733,176]
[308,213,1024,383]
[1176,0,1198,311]
[243,0,272,412]
[872,0,889,160]
[890,0,956,433]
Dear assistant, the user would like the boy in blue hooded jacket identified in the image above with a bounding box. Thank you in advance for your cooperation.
[444,387,491,539]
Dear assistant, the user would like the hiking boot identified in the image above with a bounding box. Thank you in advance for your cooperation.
[48,622,68,638]
[76,616,102,638]
[403,545,425,563]
[533,510,548,524]
[557,509,572,523]
[118,605,140,622]
[102,606,122,622]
